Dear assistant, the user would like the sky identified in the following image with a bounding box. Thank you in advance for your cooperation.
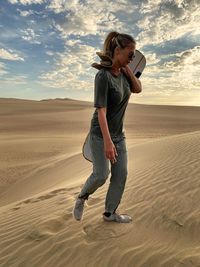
[0,0,200,106]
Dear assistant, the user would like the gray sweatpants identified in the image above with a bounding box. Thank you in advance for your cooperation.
[79,132,128,214]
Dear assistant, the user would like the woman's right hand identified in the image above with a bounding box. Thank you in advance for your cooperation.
[104,140,118,164]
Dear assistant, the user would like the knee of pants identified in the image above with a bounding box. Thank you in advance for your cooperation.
[110,168,128,184]
[113,168,128,178]
[121,169,128,186]
[94,169,110,185]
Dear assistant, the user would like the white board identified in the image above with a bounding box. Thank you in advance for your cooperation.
[128,49,146,78]
[82,132,93,163]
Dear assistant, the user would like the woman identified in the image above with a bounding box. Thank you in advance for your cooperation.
[73,31,142,223]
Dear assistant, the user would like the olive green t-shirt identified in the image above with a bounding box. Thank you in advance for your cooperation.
[89,68,132,138]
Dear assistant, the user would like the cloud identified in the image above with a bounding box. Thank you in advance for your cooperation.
[0,62,8,76]
[8,0,45,5]
[47,0,131,38]
[39,42,97,90]
[20,28,41,44]
[137,0,200,45]
[17,9,34,17]
[0,75,28,85]
[134,43,200,106]
[65,39,82,46]
[17,8,45,17]
[45,50,54,56]
[145,53,160,65]
[0,48,24,61]
[165,46,200,84]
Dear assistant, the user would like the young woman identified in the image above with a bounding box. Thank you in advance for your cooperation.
[73,31,142,223]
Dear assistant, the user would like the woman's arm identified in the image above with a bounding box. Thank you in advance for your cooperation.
[97,107,118,163]
[121,65,142,94]
[97,107,112,143]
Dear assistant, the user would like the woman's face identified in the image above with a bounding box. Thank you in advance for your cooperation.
[114,42,136,67]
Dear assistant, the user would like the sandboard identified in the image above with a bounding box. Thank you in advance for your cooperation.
[82,132,93,163]
[127,49,146,78]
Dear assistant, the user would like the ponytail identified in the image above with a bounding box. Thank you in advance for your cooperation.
[102,31,136,58]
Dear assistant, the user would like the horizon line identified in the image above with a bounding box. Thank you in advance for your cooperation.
[0,97,200,108]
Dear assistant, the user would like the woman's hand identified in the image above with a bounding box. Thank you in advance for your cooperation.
[121,66,129,78]
[104,139,118,164]
[121,65,132,78]
[121,65,142,93]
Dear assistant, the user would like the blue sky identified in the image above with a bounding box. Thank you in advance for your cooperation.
[0,0,200,106]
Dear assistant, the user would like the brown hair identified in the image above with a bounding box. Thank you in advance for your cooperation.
[102,31,136,58]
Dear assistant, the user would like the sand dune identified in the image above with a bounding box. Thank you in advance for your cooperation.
[0,98,200,267]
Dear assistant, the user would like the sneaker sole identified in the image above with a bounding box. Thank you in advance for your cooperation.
[103,215,132,223]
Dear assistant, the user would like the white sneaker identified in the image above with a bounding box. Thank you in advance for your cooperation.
[103,212,132,223]
[72,197,86,221]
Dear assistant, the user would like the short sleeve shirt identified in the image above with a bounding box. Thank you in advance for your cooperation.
[89,68,132,138]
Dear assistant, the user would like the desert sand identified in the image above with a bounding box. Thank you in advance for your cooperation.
[0,97,200,267]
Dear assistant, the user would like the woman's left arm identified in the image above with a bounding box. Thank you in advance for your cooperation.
[121,65,142,94]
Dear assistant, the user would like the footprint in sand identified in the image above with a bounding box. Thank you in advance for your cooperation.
[162,214,184,228]
[11,206,21,211]
[12,186,80,210]
[26,216,67,241]
[82,223,130,243]
[62,209,73,221]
